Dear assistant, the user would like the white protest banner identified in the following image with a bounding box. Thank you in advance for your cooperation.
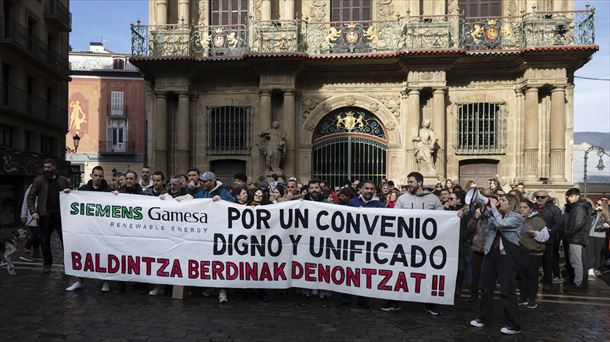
[61,191,460,304]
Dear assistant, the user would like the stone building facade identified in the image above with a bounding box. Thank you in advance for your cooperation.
[0,0,70,225]
[66,44,146,184]
[130,0,597,198]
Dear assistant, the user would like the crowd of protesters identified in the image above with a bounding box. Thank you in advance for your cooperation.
[17,159,610,335]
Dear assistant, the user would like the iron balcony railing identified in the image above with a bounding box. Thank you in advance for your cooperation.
[44,0,72,31]
[99,140,136,154]
[1,84,67,127]
[0,17,69,75]
[131,9,595,58]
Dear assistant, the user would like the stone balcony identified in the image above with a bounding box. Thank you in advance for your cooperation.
[131,9,595,59]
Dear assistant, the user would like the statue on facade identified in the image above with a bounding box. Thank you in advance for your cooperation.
[413,119,440,174]
[259,121,286,174]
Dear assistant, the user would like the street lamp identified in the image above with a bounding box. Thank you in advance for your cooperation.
[583,145,606,199]
[66,134,81,153]
[73,134,81,151]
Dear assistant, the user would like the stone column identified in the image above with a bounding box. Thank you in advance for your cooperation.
[406,88,421,173]
[550,86,567,182]
[154,92,168,175]
[259,90,272,130]
[283,90,296,177]
[156,0,168,25]
[261,0,272,21]
[432,88,446,178]
[524,87,539,181]
[175,92,190,174]
[284,0,295,20]
[178,0,190,24]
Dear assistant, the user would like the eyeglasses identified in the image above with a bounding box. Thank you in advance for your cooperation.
[448,197,457,200]
[535,196,547,199]
[254,192,263,197]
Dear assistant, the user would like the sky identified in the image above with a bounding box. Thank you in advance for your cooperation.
[69,0,610,133]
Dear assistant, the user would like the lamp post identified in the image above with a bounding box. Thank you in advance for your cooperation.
[583,145,606,199]
[66,134,81,153]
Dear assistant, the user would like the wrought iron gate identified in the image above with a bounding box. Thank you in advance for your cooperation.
[312,107,387,187]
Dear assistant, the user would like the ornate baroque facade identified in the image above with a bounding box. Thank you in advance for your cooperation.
[131,0,597,198]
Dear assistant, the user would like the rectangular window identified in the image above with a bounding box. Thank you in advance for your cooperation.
[112,57,125,70]
[207,106,250,154]
[25,130,33,151]
[210,0,248,25]
[331,0,372,22]
[107,118,128,152]
[1,63,9,106]
[40,136,54,155]
[457,103,505,154]
[0,125,13,147]
[459,0,502,17]
[111,91,124,116]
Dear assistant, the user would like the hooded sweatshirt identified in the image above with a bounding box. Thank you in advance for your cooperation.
[395,191,443,210]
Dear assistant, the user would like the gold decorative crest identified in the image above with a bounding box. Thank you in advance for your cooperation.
[336,111,365,131]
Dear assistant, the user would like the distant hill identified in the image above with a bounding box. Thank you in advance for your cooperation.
[574,132,610,150]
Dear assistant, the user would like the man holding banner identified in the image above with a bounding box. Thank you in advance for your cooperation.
[60,174,459,311]
[66,166,112,292]
[381,172,444,316]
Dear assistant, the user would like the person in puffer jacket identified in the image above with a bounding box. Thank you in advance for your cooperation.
[562,187,594,288]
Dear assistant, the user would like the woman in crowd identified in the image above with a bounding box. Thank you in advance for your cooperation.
[234,187,252,205]
[470,194,523,335]
[271,185,285,204]
[445,179,454,192]
[588,198,610,276]
[385,191,399,208]
[517,199,549,309]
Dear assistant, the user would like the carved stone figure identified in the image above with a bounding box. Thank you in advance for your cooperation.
[412,119,439,173]
[259,121,286,173]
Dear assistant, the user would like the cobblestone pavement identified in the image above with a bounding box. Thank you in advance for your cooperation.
[1,231,609,341]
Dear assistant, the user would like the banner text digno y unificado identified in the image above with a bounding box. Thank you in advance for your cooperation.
[61,191,460,304]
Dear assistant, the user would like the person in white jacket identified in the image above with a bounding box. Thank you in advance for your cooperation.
[20,184,41,261]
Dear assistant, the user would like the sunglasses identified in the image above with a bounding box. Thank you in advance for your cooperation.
[535,196,547,199]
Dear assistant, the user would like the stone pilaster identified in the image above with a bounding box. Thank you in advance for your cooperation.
[283,90,296,177]
[261,0,271,21]
[154,92,168,175]
[156,0,168,25]
[524,87,539,181]
[175,92,190,174]
[550,86,567,182]
[432,88,446,179]
[406,88,421,173]
[178,0,190,24]
[284,0,295,20]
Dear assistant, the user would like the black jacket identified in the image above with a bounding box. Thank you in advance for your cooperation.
[534,199,562,243]
[79,179,112,192]
[563,200,594,245]
[119,184,148,195]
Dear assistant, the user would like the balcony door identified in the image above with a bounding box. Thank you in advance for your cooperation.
[107,118,127,152]
[331,0,372,22]
[210,0,248,25]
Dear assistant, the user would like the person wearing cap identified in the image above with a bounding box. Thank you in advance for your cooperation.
[192,171,234,202]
